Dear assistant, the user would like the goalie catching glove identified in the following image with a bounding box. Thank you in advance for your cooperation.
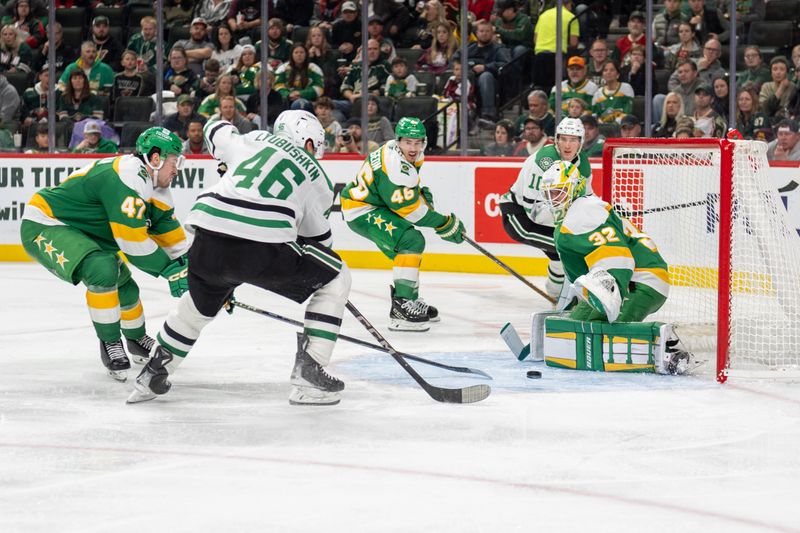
[160,255,189,297]
[573,268,621,322]
[435,213,465,243]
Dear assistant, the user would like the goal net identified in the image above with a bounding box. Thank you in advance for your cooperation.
[602,138,800,382]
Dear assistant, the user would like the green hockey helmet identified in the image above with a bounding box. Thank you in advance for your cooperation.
[395,116,426,139]
[136,127,184,170]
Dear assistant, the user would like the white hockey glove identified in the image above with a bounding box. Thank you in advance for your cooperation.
[573,268,622,322]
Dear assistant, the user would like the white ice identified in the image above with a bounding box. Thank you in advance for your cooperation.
[1,263,799,533]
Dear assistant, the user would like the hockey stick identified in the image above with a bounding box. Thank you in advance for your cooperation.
[229,299,491,379]
[462,234,557,304]
[345,301,491,404]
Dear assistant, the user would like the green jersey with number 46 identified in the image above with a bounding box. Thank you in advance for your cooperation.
[23,155,187,277]
[554,195,670,300]
[190,120,335,245]
[340,140,447,228]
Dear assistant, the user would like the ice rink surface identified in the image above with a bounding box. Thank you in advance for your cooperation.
[1,263,799,533]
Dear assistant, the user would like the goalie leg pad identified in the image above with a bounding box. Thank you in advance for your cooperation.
[573,269,622,323]
[543,316,663,372]
[530,311,568,362]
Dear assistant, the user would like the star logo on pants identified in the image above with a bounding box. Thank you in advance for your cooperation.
[56,251,70,269]
[372,215,385,229]
[33,234,47,249]
[43,241,57,258]
[384,222,396,236]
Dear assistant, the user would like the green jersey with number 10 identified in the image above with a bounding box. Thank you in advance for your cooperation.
[189,120,335,245]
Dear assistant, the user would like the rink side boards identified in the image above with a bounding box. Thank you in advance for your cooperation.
[2,154,799,276]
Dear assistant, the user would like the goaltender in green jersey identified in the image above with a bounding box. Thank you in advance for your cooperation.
[19,127,190,382]
[531,160,695,375]
[340,117,466,331]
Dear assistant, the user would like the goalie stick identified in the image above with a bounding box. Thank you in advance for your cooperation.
[462,234,556,304]
[229,299,492,379]
[345,301,491,404]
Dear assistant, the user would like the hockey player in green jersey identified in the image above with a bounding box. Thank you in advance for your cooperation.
[499,117,592,302]
[533,160,695,375]
[19,127,190,382]
[340,117,466,331]
[129,110,353,406]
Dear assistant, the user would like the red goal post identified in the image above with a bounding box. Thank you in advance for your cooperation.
[601,137,800,382]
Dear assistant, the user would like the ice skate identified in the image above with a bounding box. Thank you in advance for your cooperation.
[416,298,440,322]
[100,340,130,382]
[126,334,156,365]
[127,345,174,403]
[289,332,344,405]
[388,286,430,331]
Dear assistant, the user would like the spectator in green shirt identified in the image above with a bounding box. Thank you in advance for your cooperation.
[56,69,105,122]
[72,120,119,154]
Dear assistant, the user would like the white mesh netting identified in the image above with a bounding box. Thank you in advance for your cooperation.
[607,140,800,376]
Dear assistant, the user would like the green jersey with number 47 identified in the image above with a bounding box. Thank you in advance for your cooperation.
[340,140,447,228]
[190,120,335,245]
[554,195,670,300]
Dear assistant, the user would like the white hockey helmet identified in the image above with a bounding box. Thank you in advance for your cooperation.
[539,160,585,220]
[555,117,585,155]
[273,109,326,159]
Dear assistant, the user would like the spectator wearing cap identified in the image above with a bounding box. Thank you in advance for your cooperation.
[516,89,555,137]
[481,119,516,157]
[174,17,214,76]
[194,0,233,28]
[580,114,605,157]
[90,15,124,71]
[493,0,534,62]
[226,43,260,96]
[614,11,647,66]
[548,56,597,115]
[533,0,579,93]
[0,24,32,74]
[259,18,292,71]
[182,119,208,155]
[692,83,726,137]
[111,50,146,103]
[2,0,45,50]
[127,16,159,72]
[164,94,206,140]
[365,15,396,63]
[653,0,687,48]
[198,74,246,117]
[513,118,551,156]
[619,114,642,138]
[331,1,362,62]
[385,57,418,99]
[759,56,796,123]
[274,42,324,112]
[621,44,658,96]
[592,60,635,124]
[453,20,510,122]
[210,94,253,133]
[767,119,800,161]
[737,45,771,93]
[210,24,242,72]
[685,0,725,44]
[58,41,115,96]
[164,46,198,97]
[227,0,262,43]
[72,120,119,154]
[20,63,48,127]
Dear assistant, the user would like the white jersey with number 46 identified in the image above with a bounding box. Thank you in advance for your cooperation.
[186,120,335,246]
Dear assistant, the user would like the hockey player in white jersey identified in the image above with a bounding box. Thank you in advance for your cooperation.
[128,110,352,406]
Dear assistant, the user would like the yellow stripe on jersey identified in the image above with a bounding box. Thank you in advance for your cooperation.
[635,267,670,285]
[394,198,422,218]
[341,197,372,211]
[150,226,187,248]
[112,157,121,175]
[585,245,634,271]
[149,197,172,212]
[109,222,149,242]
[394,253,421,267]
[28,193,54,219]
[86,289,120,309]
[120,301,144,321]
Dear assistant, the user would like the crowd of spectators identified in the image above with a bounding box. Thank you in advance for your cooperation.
[0,0,798,159]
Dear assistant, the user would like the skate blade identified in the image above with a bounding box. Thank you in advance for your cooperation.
[427,316,441,323]
[108,369,128,382]
[389,319,430,332]
[131,354,150,365]
[127,387,157,404]
[289,386,341,406]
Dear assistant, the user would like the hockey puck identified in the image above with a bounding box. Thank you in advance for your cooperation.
[526,370,542,379]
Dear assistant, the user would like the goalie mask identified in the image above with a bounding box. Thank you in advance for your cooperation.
[274,110,326,159]
[540,160,584,220]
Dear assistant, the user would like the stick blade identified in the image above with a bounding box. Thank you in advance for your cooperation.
[429,384,491,404]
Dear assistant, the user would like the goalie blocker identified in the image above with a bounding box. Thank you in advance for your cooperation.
[536,315,695,375]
